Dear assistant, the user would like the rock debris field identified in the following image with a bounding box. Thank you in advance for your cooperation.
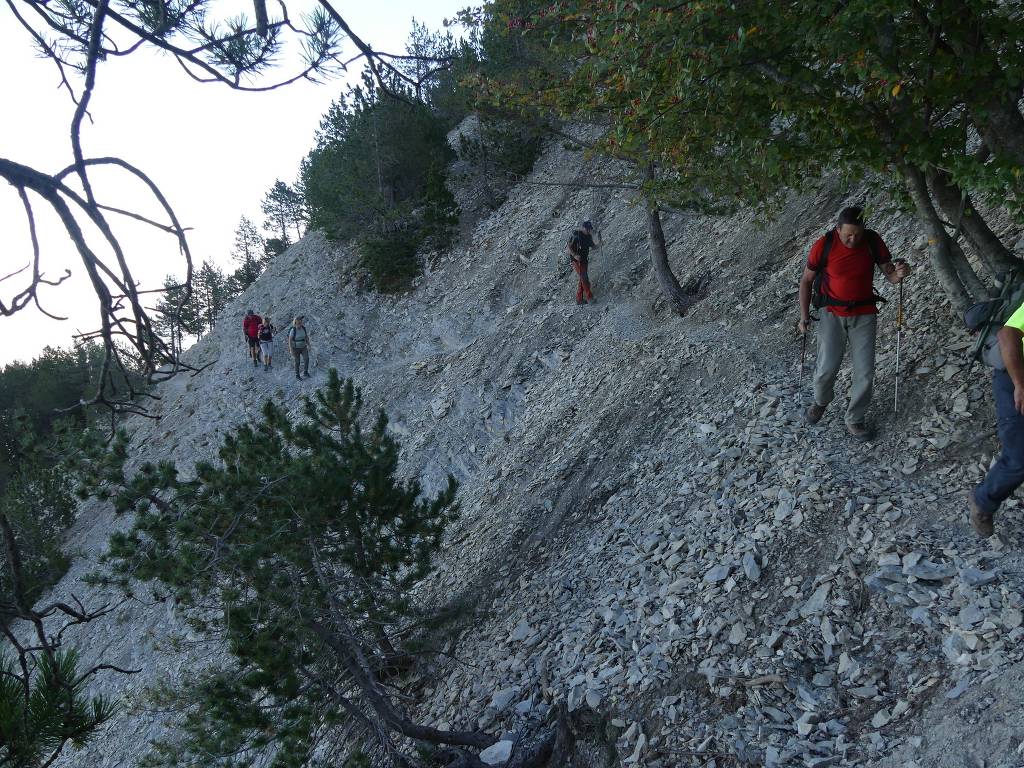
[32,138,1024,767]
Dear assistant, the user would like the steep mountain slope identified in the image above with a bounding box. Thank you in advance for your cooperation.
[33,137,1024,768]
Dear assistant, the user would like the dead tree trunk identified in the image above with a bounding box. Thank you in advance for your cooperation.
[904,165,973,311]
[927,168,1020,279]
[310,618,494,751]
[644,164,698,316]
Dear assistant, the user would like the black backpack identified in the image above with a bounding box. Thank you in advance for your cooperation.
[811,230,886,310]
[567,231,589,261]
[258,324,273,341]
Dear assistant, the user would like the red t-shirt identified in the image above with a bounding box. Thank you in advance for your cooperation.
[807,230,891,316]
[243,314,263,338]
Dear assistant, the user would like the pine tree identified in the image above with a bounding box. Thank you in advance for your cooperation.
[94,371,499,766]
[193,261,230,335]
[230,217,265,292]
[152,276,201,355]
[1,419,120,768]
[261,180,306,244]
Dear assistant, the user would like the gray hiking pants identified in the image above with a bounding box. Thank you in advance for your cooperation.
[813,310,877,426]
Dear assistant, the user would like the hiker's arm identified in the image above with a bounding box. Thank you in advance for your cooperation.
[998,325,1024,412]
[879,259,911,284]
[798,266,815,333]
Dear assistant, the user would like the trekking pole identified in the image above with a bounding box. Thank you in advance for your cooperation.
[894,281,904,414]
[798,324,806,393]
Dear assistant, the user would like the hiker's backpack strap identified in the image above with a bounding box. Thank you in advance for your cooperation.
[809,231,834,309]
[866,229,880,263]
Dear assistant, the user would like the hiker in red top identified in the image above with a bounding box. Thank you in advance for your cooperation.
[797,207,911,440]
[566,220,601,305]
[243,309,263,367]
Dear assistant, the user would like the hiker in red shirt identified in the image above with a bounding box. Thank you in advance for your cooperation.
[797,207,911,440]
[243,309,263,367]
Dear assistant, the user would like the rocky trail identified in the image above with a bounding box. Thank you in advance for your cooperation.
[30,135,1024,768]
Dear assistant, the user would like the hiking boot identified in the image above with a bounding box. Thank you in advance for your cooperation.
[846,422,875,441]
[968,493,995,537]
[805,403,826,424]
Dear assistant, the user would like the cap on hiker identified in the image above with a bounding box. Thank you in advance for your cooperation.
[582,220,593,231]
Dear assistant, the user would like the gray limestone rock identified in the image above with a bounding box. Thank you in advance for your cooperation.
[743,551,762,582]
[479,740,514,766]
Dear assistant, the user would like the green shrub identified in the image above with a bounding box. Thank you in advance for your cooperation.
[359,229,423,292]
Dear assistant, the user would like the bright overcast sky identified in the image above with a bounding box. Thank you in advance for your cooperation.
[0,2,467,366]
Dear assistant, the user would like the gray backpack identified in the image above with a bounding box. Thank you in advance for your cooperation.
[964,269,1024,370]
[289,326,308,349]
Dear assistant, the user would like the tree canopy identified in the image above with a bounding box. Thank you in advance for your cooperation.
[477,0,1024,309]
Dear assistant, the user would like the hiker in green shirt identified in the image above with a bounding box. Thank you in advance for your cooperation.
[288,315,312,380]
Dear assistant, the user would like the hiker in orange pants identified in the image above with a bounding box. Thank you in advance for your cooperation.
[566,220,601,305]
[572,258,593,304]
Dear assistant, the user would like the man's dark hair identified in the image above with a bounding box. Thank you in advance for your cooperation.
[838,207,865,228]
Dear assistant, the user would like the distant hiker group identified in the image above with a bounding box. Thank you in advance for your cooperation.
[243,309,312,380]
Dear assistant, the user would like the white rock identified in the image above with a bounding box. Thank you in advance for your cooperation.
[509,621,531,642]
[800,583,832,617]
[728,622,747,644]
[479,740,513,766]
[490,687,518,713]
[742,552,761,582]
[704,564,732,583]
[1002,608,1023,630]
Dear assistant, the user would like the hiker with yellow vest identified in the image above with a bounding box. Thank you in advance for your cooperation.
[969,298,1024,536]
[797,207,911,440]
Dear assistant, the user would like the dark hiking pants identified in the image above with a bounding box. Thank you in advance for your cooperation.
[293,347,309,378]
[974,369,1024,514]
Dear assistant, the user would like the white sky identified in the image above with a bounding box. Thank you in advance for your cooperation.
[0,2,467,367]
